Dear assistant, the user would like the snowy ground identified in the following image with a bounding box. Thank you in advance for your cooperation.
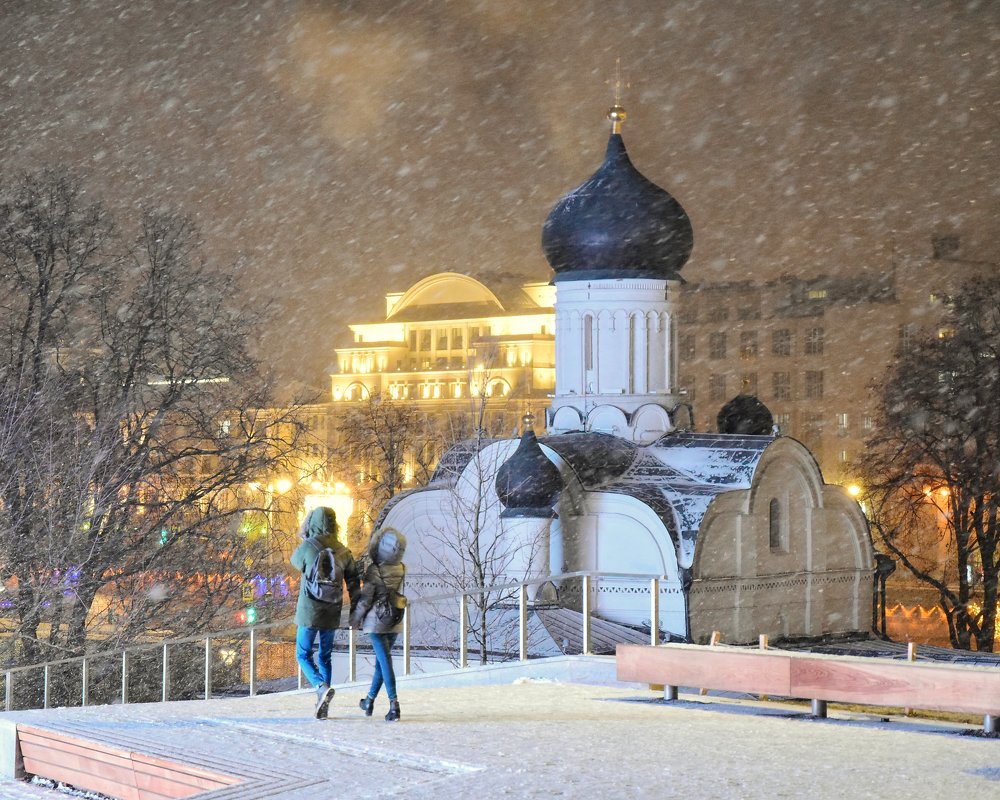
[0,657,997,799]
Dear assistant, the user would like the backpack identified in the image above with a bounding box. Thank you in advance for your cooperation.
[303,541,343,604]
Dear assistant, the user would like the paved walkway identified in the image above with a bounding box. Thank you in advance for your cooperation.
[0,657,997,799]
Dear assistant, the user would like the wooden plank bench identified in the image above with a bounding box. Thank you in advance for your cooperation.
[617,642,1000,734]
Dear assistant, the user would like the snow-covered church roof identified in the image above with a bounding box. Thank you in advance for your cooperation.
[540,431,774,569]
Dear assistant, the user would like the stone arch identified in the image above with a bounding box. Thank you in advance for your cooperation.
[343,382,371,401]
[389,272,503,318]
[631,404,673,444]
[587,405,628,435]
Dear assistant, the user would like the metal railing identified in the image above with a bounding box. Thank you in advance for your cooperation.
[2,571,673,712]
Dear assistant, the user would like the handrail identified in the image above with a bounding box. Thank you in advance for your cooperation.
[2,569,672,711]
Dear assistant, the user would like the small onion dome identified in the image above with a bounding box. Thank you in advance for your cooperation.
[717,393,775,436]
[541,106,694,283]
[495,422,564,518]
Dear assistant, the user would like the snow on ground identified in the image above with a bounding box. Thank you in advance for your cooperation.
[0,659,997,799]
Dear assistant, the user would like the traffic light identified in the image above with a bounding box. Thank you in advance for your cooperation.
[245,606,257,624]
[235,609,247,624]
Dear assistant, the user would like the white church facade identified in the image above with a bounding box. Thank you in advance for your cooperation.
[368,105,876,646]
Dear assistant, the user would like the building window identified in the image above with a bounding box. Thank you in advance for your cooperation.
[409,331,417,351]
[419,330,432,351]
[774,412,790,432]
[898,324,915,353]
[769,498,786,552]
[938,327,956,339]
[707,305,729,322]
[807,288,828,300]
[863,415,874,431]
[772,372,791,401]
[437,331,448,350]
[680,334,695,360]
[739,332,758,360]
[709,374,727,401]
[741,373,758,396]
[452,328,463,349]
[584,314,594,371]
[805,327,824,355]
[709,332,727,359]
[805,370,824,399]
[772,329,792,357]
[836,412,849,434]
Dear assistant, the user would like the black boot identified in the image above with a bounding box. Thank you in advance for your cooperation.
[385,699,400,722]
[359,696,374,717]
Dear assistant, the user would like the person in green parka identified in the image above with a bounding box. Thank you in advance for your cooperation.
[290,507,361,719]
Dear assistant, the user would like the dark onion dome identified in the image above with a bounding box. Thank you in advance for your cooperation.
[542,106,694,283]
[495,415,564,518]
[717,393,775,436]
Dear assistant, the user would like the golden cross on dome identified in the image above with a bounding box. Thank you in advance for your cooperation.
[605,57,630,133]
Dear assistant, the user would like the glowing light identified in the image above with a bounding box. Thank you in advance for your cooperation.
[274,478,293,495]
[847,484,861,497]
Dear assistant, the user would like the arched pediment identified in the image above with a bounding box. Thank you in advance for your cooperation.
[388,273,504,318]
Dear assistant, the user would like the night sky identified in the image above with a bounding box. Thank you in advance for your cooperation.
[2,0,997,390]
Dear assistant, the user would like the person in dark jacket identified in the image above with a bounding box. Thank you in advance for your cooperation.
[290,506,360,719]
[350,526,406,722]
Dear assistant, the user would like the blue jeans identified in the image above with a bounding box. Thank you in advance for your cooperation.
[296,626,334,688]
[367,632,398,701]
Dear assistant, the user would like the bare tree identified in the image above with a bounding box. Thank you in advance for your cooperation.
[335,391,427,549]
[421,370,543,664]
[856,276,1000,651]
[0,170,304,667]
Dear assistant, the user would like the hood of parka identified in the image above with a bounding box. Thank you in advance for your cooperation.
[368,527,406,566]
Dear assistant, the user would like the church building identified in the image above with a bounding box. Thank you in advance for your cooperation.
[373,105,876,646]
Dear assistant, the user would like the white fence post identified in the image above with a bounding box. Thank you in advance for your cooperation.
[348,628,357,683]
[161,643,170,703]
[121,651,130,705]
[459,594,468,668]
[519,584,529,662]
[248,628,257,698]
[581,575,592,656]
[81,658,89,707]
[402,606,411,676]
[204,637,213,700]
[650,578,660,646]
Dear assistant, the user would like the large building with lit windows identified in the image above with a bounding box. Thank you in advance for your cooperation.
[678,239,994,484]
[331,271,555,413]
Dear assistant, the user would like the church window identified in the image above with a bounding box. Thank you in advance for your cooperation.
[628,315,636,393]
[804,327,824,355]
[768,498,786,552]
[740,332,758,360]
[709,332,726,359]
[772,329,792,356]
[584,315,594,371]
